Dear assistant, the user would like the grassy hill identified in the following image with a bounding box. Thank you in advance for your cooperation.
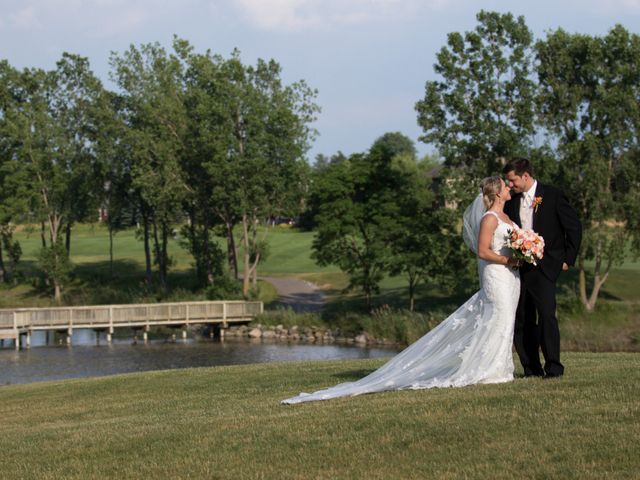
[0,352,637,479]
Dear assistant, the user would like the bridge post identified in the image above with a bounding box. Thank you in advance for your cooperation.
[66,327,72,346]
[222,302,227,328]
[182,326,187,340]
[13,312,19,351]
[108,307,114,344]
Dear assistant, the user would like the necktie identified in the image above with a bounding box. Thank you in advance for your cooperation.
[521,194,532,230]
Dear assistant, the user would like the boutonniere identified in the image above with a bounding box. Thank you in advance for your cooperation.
[533,196,543,213]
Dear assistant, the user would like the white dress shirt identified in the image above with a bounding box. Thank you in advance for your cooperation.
[519,180,537,231]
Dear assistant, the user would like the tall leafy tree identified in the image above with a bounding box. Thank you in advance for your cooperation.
[312,133,416,309]
[386,153,466,311]
[206,53,318,297]
[536,25,640,310]
[0,60,28,283]
[92,89,133,277]
[5,54,103,302]
[110,42,189,291]
[415,10,537,194]
[177,42,240,287]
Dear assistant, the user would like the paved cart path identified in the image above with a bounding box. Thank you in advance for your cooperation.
[262,277,326,313]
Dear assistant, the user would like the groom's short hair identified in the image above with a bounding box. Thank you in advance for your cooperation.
[503,157,534,177]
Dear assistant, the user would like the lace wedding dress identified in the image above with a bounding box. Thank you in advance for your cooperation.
[282,211,520,404]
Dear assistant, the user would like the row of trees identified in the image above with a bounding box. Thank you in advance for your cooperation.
[0,38,318,302]
[1,12,639,312]
[414,11,640,310]
[307,11,640,312]
[309,133,466,311]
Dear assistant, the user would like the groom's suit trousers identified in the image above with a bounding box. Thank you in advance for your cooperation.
[515,264,563,377]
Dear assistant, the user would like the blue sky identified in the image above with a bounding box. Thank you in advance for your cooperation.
[1,0,639,162]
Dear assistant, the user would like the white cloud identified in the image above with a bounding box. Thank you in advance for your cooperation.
[0,0,191,38]
[228,0,444,32]
[621,0,640,9]
[7,6,42,31]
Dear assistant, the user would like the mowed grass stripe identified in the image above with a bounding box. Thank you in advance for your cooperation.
[0,352,637,479]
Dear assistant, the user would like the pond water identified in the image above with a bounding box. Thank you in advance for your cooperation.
[0,329,398,386]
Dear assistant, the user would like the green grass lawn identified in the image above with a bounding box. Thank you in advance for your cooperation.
[5,224,314,307]
[0,352,637,479]
[13,223,338,275]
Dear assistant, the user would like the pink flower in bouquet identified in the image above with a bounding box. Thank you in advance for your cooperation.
[506,225,545,266]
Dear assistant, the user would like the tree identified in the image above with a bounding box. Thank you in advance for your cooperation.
[312,155,387,309]
[386,154,466,311]
[536,25,640,310]
[177,41,230,287]
[415,10,537,191]
[92,89,134,277]
[110,42,189,292]
[195,52,318,297]
[0,60,28,283]
[4,54,104,302]
[312,133,419,309]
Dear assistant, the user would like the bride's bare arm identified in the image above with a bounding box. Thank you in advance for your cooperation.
[477,215,517,266]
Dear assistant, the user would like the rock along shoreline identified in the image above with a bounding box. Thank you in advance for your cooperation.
[224,324,399,347]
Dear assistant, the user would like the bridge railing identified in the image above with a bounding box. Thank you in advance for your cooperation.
[0,300,263,330]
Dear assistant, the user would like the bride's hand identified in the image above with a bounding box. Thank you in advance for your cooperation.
[506,257,521,268]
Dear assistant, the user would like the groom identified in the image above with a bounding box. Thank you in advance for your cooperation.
[503,158,582,378]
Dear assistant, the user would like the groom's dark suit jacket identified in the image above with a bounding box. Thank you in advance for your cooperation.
[504,183,582,282]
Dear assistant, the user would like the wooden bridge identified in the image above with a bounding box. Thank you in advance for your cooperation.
[0,300,263,350]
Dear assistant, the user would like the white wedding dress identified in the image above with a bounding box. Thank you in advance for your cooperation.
[282,211,520,404]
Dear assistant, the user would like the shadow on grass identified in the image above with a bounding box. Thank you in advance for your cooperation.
[9,259,216,306]
[321,283,472,321]
[332,369,377,381]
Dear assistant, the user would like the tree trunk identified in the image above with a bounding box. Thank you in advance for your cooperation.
[408,280,415,312]
[241,213,251,298]
[252,264,258,290]
[109,222,114,278]
[48,214,63,300]
[187,209,202,283]
[41,221,47,249]
[161,222,169,291]
[54,281,62,305]
[226,221,238,280]
[152,218,166,292]
[365,290,372,311]
[248,211,261,293]
[40,222,50,287]
[203,220,214,286]
[141,208,153,290]
[578,257,588,308]
[65,223,71,255]
[578,253,611,312]
[0,239,5,284]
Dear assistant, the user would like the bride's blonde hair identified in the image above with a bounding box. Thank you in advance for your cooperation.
[481,176,503,210]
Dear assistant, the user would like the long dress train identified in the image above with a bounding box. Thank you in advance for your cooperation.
[282,212,520,404]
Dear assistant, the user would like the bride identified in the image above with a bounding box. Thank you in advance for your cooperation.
[282,176,521,404]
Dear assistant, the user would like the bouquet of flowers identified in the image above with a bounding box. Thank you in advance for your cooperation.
[506,226,545,265]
